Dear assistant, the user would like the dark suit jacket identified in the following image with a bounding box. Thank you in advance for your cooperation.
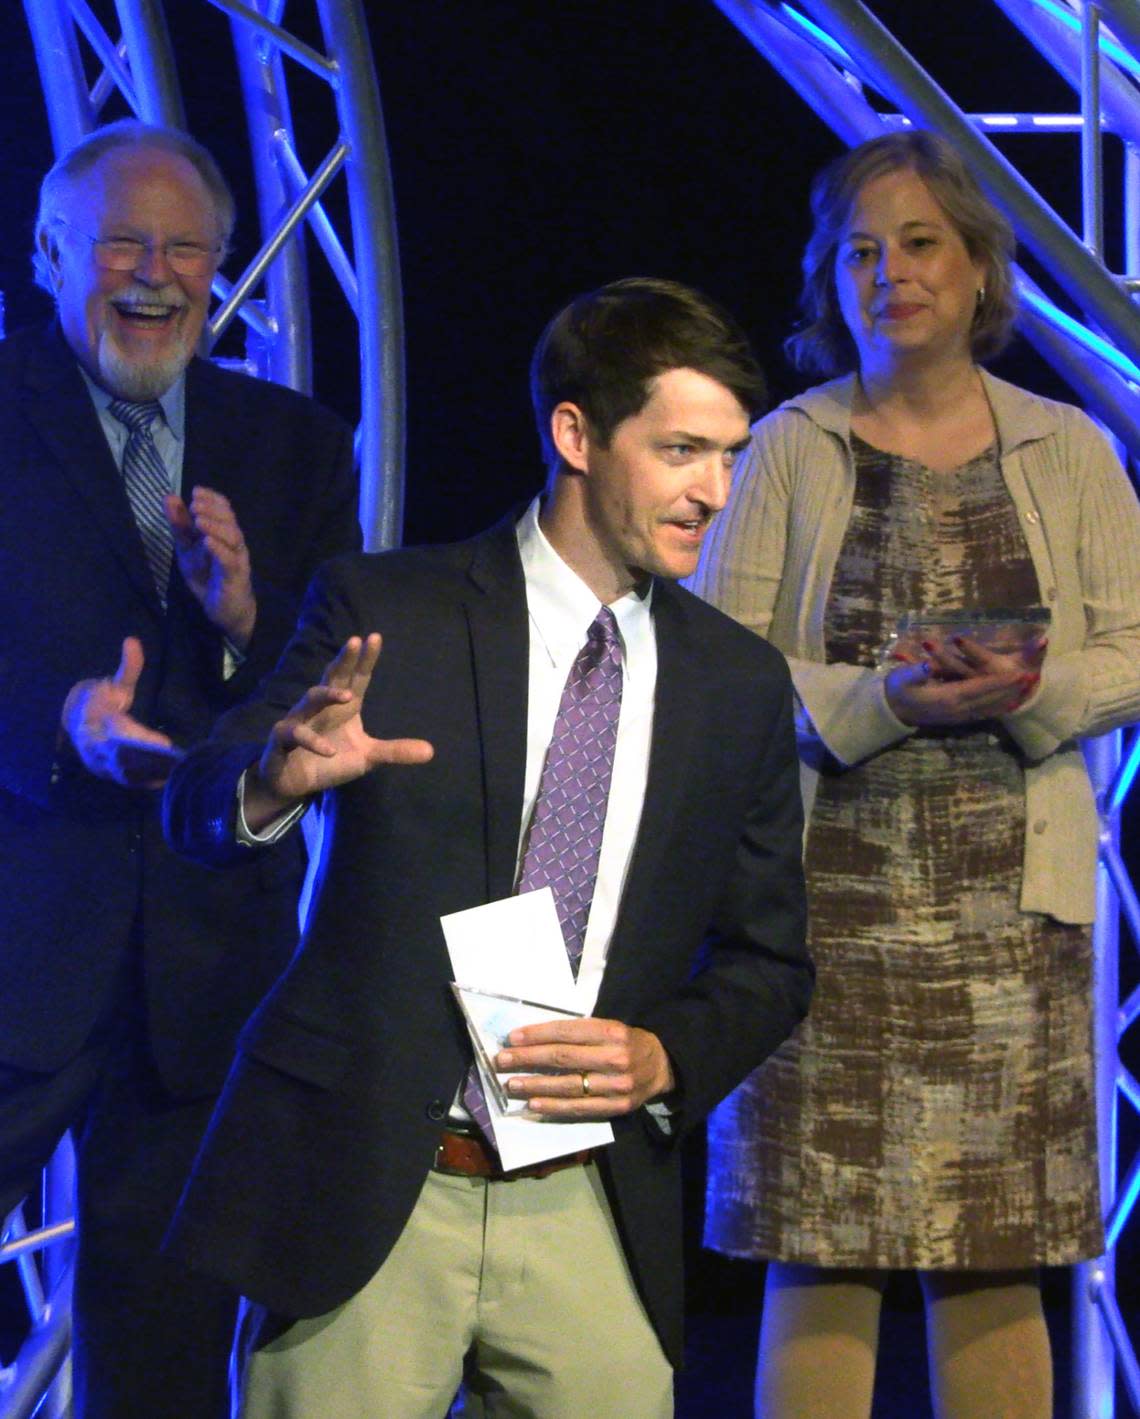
[0,324,360,1096]
[162,516,812,1366]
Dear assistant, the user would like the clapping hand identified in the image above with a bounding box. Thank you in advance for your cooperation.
[166,487,257,649]
[244,633,434,831]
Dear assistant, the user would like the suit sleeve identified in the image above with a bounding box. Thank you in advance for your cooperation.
[635,655,812,1133]
[164,557,363,867]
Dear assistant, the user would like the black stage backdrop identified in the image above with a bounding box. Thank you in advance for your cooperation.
[1,0,1138,1398]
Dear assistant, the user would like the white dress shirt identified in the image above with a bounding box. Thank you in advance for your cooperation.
[82,366,186,491]
[514,497,657,1014]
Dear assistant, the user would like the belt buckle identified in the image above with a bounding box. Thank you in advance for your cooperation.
[433,1139,465,1177]
[434,1129,497,1179]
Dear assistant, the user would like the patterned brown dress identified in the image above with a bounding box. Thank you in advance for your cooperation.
[705,436,1103,1270]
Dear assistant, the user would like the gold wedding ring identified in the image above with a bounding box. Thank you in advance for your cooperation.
[581,1072,591,1097]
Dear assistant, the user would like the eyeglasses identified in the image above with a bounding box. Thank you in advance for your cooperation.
[54,219,222,277]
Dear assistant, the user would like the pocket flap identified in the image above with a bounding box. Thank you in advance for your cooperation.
[239,1009,352,1090]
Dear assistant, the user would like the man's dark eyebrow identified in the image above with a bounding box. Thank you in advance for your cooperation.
[663,430,738,449]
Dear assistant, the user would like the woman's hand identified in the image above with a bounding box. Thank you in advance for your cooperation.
[885,633,1045,728]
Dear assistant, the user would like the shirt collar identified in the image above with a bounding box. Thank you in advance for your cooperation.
[80,365,187,443]
[515,497,654,676]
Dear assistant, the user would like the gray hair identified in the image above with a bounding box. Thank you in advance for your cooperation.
[34,119,235,293]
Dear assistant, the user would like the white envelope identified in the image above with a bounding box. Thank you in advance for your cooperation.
[441,889,614,1170]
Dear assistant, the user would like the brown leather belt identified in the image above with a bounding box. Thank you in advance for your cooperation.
[434,1129,593,1181]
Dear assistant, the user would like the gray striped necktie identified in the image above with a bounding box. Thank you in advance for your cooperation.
[108,398,174,605]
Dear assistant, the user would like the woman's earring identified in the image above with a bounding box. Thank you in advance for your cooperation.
[976,286,986,309]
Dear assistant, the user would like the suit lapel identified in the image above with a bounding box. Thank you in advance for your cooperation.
[22,331,163,615]
[462,519,531,902]
[182,358,244,504]
[597,582,704,1004]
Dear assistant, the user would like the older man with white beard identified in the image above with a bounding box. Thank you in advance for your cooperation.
[0,120,360,1418]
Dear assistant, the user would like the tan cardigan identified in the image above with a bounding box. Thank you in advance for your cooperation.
[689,369,1140,924]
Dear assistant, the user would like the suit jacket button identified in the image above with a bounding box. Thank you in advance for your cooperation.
[426,1099,448,1122]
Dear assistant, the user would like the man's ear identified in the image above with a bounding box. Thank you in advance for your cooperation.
[38,227,63,292]
[550,401,591,474]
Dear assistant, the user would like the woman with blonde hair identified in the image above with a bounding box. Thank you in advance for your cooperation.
[691,130,1140,1417]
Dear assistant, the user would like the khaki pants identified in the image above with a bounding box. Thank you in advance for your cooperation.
[235,1160,674,1419]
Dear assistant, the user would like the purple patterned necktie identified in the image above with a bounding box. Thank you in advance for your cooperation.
[515,605,624,971]
[463,605,624,1137]
[108,399,173,605]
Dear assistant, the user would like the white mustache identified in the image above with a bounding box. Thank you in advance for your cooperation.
[112,281,188,311]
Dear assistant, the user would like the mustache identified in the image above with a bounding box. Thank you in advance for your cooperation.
[111,281,189,310]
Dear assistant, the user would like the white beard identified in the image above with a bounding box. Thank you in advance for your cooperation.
[95,330,194,401]
[92,280,198,400]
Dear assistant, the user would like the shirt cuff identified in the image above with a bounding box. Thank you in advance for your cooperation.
[235,768,307,844]
[222,638,247,682]
[645,1099,676,1134]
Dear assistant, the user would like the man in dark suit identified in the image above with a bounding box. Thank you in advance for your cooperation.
[163,277,811,1418]
[0,120,359,1418]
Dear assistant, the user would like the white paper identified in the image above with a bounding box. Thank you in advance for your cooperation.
[441,889,614,1169]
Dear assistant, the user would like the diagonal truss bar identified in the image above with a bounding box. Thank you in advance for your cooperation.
[1119,1061,1140,1108]
[208,141,347,344]
[69,1,138,112]
[795,0,1140,358]
[90,46,125,114]
[274,134,360,314]
[0,1223,75,1268]
[1110,727,1140,812]
[1106,1147,1140,1248]
[207,275,275,341]
[1098,0,1140,64]
[1097,1280,1140,1410]
[713,1,882,144]
[1102,838,1140,952]
[1015,281,1140,460]
[1018,278,1140,382]
[206,0,338,81]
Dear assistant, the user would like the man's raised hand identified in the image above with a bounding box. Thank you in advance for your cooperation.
[61,637,181,789]
[244,634,433,830]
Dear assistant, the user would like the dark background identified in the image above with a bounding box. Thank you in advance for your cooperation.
[2,3,1138,1413]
